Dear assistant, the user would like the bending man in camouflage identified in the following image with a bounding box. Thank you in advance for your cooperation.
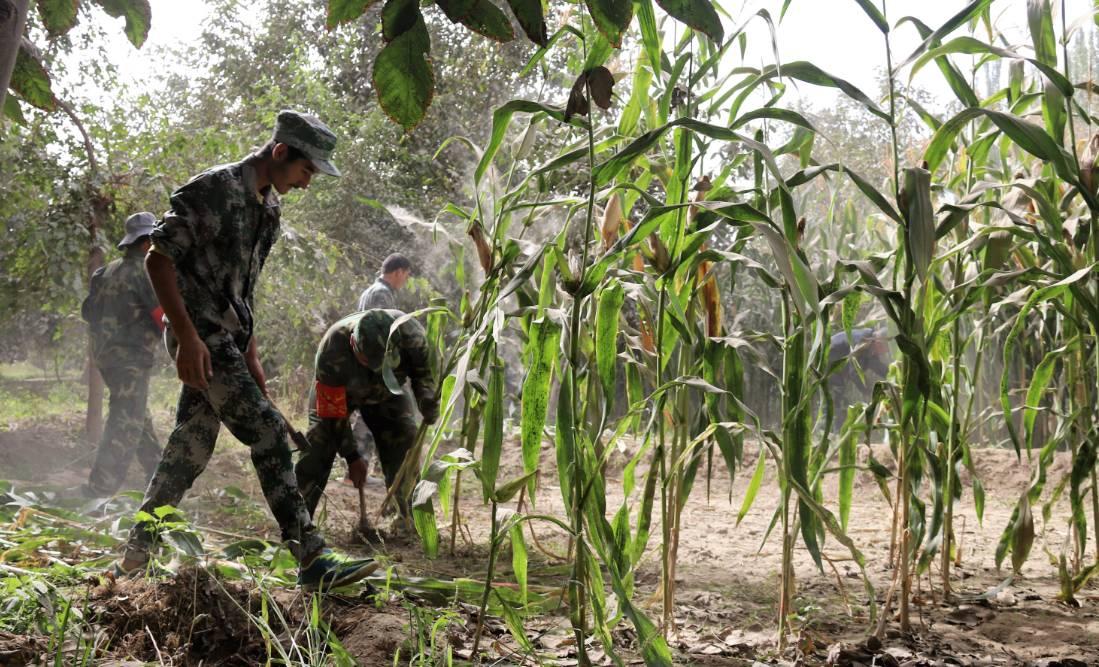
[81,212,164,497]
[297,309,438,519]
[115,111,376,590]
[345,252,414,485]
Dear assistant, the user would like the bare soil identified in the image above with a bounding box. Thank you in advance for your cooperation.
[3,394,1099,666]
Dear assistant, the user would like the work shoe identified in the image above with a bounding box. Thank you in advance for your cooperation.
[298,549,379,592]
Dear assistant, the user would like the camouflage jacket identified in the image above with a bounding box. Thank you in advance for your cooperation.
[149,158,280,342]
[82,251,162,369]
[313,310,437,414]
[356,277,397,311]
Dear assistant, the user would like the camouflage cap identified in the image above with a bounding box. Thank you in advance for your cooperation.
[352,310,404,394]
[272,109,341,177]
[117,212,157,248]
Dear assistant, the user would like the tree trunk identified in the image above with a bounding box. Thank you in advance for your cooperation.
[84,193,108,443]
[0,0,30,111]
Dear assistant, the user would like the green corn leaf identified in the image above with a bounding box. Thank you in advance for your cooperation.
[737,449,766,526]
[505,525,527,606]
[909,36,1073,98]
[92,0,151,48]
[326,0,379,28]
[583,30,615,70]
[505,0,548,46]
[494,471,537,504]
[851,0,888,33]
[480,359,505,502]
[1027,0,1057,65]
[595,280,625,412]
[756,61,890,123]
[592,118,787,188]
[924,107,1077,183]
[435,0,515,42]
[412,499,440,559]
[520,317,561,501]
[476,100,572,184]
[838,408,859,531]
[619,51,653,136]
[37,0,80,37]
[635,0,662,78]
[585,0,633,47]
[1000,266,1095,455]
[1023,339,1076,452]
[654,0,723,43]
[752,221,819,318]
[841,291,862,343]
[903,166,935,281]
[895,0,994,71]
[1069,440,1097,565]
[783,163,903,224]
[1011,492,1035,573]
[730,106,817,133]
[895,17,978,107]
[555,375,576,510]
[633,453,659,562]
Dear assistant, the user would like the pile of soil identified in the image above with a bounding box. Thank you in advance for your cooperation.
[89,567,285,665]
[85,568,418,666]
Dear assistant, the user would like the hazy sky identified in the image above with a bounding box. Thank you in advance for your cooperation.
[94,0,1097,109]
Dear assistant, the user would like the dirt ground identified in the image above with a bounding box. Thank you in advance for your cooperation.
[2,381,1098,666]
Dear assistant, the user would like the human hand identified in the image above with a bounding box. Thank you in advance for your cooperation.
[420,402,439,425]
[245,337,268,397]
[176,334,213,390]
[348,457,369,489]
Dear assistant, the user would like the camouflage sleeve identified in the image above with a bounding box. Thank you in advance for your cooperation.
[149,174,222,265]
[401,320,437,416]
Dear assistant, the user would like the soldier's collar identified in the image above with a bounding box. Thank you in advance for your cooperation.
[241,158,280,210]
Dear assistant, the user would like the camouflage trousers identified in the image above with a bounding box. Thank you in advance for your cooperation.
[124,333,324,562]
[86,364,161,496]
[297,390,417,517]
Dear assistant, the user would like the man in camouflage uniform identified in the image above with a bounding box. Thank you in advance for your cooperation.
[297,309,438,519]
[81,212,164,497]
[356,253,412,311]
[345,253,414,484]
[115,110,376,590]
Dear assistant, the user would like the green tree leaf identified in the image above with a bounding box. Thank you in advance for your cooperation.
[654,0,723,44]
[11,41,56,112]
[585,0,633,47]
[504,0,548,46]
[91,0,152,48]
[326,0,380,29]
[436,0,515,42]
[373,4,434,131]
[2,94,26,125]
[37,0,80,37]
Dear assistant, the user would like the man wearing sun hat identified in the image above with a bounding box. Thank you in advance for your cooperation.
[113,111,378,591]
[296,308,439,519]
[80,212,165,497]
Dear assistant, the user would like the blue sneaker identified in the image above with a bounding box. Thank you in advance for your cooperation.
[298,549,379,591]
